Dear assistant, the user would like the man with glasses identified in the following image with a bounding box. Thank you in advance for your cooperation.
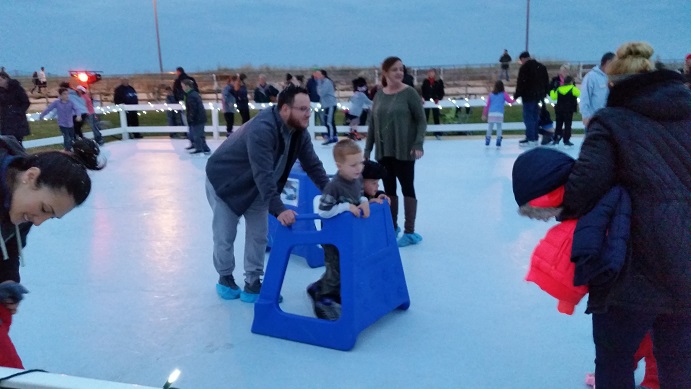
[205,86,330,303]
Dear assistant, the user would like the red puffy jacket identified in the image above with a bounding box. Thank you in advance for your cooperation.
[526,219,588,315]
[0,305,24,368]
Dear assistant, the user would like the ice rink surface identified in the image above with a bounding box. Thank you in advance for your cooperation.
[12,135,644,388]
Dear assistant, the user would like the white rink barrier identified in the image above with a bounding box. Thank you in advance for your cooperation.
[0,367,160,389]
[23,99,583,150]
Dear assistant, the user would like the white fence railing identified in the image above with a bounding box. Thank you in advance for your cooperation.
[23,99,583,149]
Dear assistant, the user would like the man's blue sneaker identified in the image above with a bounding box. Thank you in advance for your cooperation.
[397,232,423,247]
[216,275,241,300]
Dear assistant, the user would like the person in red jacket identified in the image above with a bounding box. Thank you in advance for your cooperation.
[513,147,659,389]
[0,281,28,369]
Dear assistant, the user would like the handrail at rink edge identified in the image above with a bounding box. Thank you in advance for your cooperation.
[22,99,583,149]
[0,367,160,389]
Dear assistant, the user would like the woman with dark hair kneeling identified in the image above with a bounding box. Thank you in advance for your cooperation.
[0,136,104,368]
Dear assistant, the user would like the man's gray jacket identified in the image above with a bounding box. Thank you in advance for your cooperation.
[206,106,329,216]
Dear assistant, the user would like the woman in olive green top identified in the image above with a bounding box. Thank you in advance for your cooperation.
[365,56,427,247]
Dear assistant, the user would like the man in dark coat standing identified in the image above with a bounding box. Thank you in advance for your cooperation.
[0,72,30,144]
[499,49,512,81]
[182,79,209,155]
[421,68,445,139]
[402,65,415,87]
[514,51,549,146]
[305,73,321,125]
[253,74,279,103]
[173,67,197,103]
[173,67,198,127]
[113,78,142,138]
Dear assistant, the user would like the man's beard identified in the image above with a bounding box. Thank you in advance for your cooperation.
[286,113,307,131]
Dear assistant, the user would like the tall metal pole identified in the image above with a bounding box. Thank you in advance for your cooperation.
[153,0,164,78]
[525,0,530,52]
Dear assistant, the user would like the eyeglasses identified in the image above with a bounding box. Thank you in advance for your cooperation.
[290,106,311,113]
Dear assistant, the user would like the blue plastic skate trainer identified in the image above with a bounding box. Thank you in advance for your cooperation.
[252,204,410,351]
[252,203,410,351]
[267,163,325,268]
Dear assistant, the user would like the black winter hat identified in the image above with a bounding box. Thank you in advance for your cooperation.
[512,148,575,206]
[362,160,387,180]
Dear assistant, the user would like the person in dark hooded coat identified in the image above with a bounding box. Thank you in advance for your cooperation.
[0,72,30,144]
[560,41,691,388]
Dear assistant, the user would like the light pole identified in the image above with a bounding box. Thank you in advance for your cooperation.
[153,0,164,78]
[525,0,530,52]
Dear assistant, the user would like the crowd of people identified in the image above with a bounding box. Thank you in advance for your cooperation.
[0,43,689,387]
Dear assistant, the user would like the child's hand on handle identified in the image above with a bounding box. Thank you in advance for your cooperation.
[76,116,82,122]
[369,194,389,204]
[348,204,361,217]
[481,115,487,121]
[277,209,297,226]
[358,201,370,218]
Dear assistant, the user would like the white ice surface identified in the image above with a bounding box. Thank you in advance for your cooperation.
[11,135,644,388]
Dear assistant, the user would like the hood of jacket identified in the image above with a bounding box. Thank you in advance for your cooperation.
[606,70,691,122]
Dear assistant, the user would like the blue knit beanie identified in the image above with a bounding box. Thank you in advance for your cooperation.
[512,148,575,206]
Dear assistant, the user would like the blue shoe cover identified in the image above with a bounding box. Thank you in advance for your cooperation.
[397,232,423,247]
[240,291,259,303]
[394,226,401,235]
[216,283,241,300]
[240,291,283,303]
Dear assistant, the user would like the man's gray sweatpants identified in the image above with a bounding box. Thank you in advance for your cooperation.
[205,178,268,285]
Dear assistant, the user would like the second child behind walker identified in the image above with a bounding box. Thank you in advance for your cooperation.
[307,139,370,321]
[39,87,80,151]
[482,80,515,147]
[362,160,389,203]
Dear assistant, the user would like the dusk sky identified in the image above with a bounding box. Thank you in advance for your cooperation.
[1,0,689,76]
